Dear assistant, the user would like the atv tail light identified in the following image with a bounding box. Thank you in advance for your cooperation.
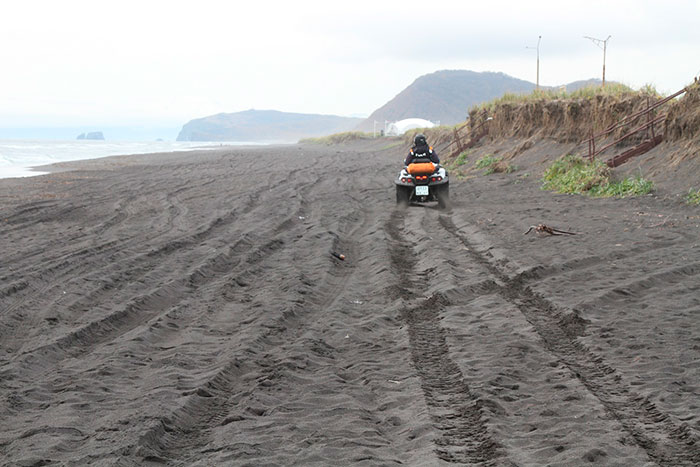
[431,176,443,182]
[400,177,413,183]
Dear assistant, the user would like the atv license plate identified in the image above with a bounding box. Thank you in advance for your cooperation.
[415,185,429,196]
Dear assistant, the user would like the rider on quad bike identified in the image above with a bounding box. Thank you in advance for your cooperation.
[405,133,439,166]
[395,133,450,208]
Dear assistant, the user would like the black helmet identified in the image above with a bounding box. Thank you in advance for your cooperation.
[414,133,427,146]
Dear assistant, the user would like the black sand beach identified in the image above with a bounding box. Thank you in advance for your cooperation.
[0,141,698,465]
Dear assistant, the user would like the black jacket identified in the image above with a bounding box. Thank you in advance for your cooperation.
[404,144,439,166]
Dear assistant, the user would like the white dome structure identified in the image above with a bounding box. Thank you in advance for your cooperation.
[386,118,436,136]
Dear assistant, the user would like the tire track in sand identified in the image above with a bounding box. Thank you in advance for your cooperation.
[0,175,309,382]
[0,178,270,357]
[134,208,366,465]
[0,165,307,363]
[385,209,503,465]
[438,214,700,467]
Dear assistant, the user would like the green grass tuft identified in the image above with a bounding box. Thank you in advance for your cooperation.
[686,188,700,205]
[592,176,654,197]
[542,155,609,193]
[454,151,470,166]
[542,155,653,197]
[472,154,517,175]
[475,154,498,169]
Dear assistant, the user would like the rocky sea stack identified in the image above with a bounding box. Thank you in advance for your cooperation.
[77,131,105,140]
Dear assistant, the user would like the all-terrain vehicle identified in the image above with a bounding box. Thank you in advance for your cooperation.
[395,161,450,208]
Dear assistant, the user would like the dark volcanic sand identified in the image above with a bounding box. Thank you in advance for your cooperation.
[0,142,698,466]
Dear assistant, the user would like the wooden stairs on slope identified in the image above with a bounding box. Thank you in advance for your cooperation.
[442,112,492,159]
[584,86,690,167]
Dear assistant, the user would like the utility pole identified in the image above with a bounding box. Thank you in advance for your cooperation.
[584,35,611,86]
[526,35,542,91]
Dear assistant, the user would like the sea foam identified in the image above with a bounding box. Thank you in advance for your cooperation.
[0,140,261,179]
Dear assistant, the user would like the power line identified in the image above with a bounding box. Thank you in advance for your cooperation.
[584,35,612,86]
[526,35,542,91]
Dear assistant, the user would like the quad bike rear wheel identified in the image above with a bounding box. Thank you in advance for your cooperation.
[396,185,411,206]
[437,183,450,209]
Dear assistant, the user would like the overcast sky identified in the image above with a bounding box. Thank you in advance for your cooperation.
[1,0,698,127]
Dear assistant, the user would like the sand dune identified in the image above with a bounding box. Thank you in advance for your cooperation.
[0,141,698,465]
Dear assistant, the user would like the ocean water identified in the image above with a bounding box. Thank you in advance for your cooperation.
[0,140,263,179]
